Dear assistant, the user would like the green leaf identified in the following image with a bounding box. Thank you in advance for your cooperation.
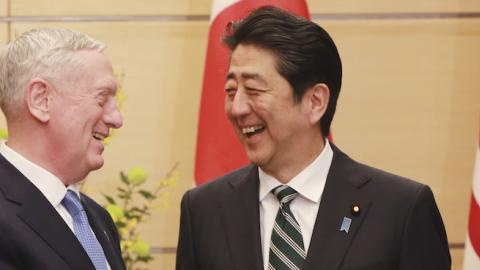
[129,206,140,211]
[117,220,126,227]
[130,207,148,215]
[138,190,154,199]
[137,255,153,262]
[129,214,142,219]
[104,195,116,204]
[120,171,130,186]
[119,194,131,200]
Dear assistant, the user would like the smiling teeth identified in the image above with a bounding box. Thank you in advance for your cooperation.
[92,132,106,141]
[242,125,263,134]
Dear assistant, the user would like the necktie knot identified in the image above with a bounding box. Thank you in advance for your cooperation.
[272,185,298,206]
[62,190,84,217]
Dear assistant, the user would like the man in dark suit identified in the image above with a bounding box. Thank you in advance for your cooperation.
[0,28,125,270]
[177,6,451,270]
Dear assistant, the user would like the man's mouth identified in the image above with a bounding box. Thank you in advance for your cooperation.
[92,131,107,141]
[241,125,265,138]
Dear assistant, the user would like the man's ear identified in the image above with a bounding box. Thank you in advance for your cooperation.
[25,78,51,122]
[305,83,329,125]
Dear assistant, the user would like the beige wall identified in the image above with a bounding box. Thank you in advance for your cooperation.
[0,0,5,16]
[7,0,480,15]
[0,25,6,43]
[1,1,479,269]
[9,0,211,15]
[310,0,480,13]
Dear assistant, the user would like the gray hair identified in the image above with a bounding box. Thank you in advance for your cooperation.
[0,28,105,117]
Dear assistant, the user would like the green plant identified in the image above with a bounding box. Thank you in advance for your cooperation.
[104,164,178,270]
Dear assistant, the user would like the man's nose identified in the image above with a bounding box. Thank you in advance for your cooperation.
[230,90,251,117]
[103,99,123,129]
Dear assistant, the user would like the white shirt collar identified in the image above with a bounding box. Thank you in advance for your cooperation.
[0,142,80,206]
[259,140,334,203]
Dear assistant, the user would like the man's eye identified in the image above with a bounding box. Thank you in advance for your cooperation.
[225,88,236,96]
[97,98,107,107]
[245,87,263,95]
[97,93,112,107]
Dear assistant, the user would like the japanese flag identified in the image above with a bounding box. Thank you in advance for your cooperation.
[464,128,480,269]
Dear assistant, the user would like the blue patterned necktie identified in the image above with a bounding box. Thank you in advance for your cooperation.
[62,190,108,270]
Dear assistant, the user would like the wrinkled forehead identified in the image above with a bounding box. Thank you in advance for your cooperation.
[54,50,117,94]
[227,44,281,81]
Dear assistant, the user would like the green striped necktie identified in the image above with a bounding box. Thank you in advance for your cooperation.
[268,185,306,270]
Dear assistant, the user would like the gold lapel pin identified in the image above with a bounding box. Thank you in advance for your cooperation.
[351,205,360,216]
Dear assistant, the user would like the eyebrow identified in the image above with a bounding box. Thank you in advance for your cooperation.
[226,72,267,85]
[95,85,117,97]
[97,79,118,95]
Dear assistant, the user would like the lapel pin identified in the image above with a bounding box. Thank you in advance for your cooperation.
[340,217,352,233]
[351,205,361,216]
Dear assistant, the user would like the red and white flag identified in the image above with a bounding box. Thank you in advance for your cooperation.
[195,0,310,185]
[464,130,480,269]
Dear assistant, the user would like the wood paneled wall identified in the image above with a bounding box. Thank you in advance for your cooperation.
[0,26,6,42]
[310,0,480,13]
[1,1,479,269]
[6,0,480,15]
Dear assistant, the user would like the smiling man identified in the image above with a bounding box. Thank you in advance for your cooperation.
[0,29,125,270]
[177,6,451,270]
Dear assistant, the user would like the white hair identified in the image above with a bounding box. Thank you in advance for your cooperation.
[0,28,105,117]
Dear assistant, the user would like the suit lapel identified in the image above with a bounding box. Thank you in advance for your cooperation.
[0,156,95,270]
[17,193,96,270]
[83,197,124,270]
[303,145,372,270]
[220,166,264,270]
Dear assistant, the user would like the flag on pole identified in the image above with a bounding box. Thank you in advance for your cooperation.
[194,0,310,185]
[464,130,480,269]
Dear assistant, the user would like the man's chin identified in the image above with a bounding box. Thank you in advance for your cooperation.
[246,151,267,167]
[68,159,103,185]
[88,158,104,171]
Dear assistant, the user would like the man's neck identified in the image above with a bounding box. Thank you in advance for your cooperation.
[5,138,75,186]
[262,137,326,183]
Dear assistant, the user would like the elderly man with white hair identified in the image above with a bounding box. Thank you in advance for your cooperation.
[0,28,125,270]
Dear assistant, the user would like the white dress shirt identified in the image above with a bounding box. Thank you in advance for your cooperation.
[259,140,333,269]
[0,142,111,269]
